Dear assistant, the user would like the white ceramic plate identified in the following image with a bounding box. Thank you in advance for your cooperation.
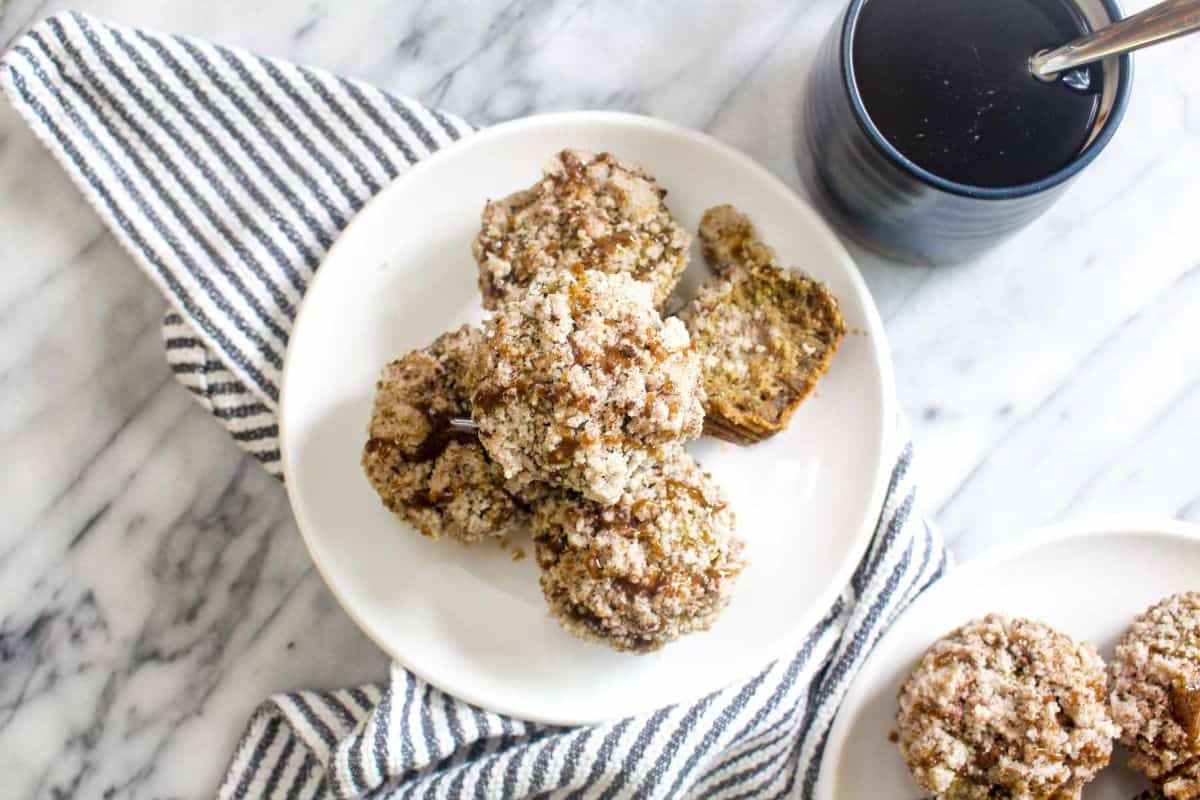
[280,111,895,724]
[817,519,1200,800]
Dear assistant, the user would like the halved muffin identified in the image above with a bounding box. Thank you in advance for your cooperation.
[683,205,845,446]
[683,266,844,445]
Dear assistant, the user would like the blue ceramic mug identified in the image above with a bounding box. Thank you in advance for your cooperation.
[799,0,1133,265]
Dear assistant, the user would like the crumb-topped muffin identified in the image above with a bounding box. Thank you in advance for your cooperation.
[472,268,705,505]
[1110,592,1200,799]
[682,257,845,446]
[697,204,777,276]
[897,614,1117,800]
[362,326,531,543]
[472,149,690,310]
[532,447,744,652]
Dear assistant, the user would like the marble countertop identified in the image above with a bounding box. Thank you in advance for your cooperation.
[2,0,1198,796]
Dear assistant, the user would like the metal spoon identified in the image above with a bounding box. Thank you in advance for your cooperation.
[1031,0,1200,81]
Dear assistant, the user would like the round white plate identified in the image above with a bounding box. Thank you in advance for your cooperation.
[818,519,1200,800]
[280,111,895,724]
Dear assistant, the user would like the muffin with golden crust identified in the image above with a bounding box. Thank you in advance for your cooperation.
[472,268,705,506]
[532,447,744,652]
[472,149,690,310]
[362,326,531,543]
[897,614,1117,800]
[1110,592,1200,800]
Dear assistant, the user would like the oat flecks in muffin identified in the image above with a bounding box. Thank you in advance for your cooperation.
[532,447,745,653]
[1111,592,1200,799]
[682,254,845,446]
[362,326,532,543]
[472,268,705,506]
[896,614,1117,800]
[697,204,777,276]
[472,149,690,310]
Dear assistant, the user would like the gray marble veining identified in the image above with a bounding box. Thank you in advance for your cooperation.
[1,0,1198,796]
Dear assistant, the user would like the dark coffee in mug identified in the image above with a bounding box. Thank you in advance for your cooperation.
[799,0,1130,265]
[853,0,1104,188]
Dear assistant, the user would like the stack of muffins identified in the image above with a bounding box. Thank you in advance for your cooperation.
[362,150,844,652]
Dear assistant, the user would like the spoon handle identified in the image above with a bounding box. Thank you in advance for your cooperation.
[1031,0,1200,78]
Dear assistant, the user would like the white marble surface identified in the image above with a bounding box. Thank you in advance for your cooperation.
[1,0,1198,796]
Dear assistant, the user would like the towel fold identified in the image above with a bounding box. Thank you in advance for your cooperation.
[1,12,948,798]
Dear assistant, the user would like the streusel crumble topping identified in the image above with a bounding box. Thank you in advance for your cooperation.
[472,149,690,310]
[897,614,1116,800]
[362,326,531,543]
[1111,592,1200,799]
[532,446,744,652]
[472,268,704,505]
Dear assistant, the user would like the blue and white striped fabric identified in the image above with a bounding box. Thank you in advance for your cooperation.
[1,11,469,475]
[1,13,948,799]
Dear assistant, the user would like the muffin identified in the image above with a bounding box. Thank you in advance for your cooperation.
[532,447,745,652]
[471,268,705,505]
[697,203,777,276]
[472,149,690,310]
[897,614,1117,800]
[682,255,845,446]
[1110,592,1200,799]
[362,326,531,543]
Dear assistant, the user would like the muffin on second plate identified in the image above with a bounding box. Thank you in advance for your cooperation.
[683,206,845,446]
[896,614,1117,800]
[1110,592,1200,800]
[362,326,532,543]
[531,446,745,653]
[472,149,690,310]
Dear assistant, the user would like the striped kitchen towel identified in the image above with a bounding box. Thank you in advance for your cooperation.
[1,12,948,799]
[212,443,942,800]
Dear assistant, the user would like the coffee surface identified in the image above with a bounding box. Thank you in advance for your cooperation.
[853,0,1102,188]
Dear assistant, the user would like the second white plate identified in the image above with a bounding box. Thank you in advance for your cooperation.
[280,111,895,724]
[818,519,1200,800]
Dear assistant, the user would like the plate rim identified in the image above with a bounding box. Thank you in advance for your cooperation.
[278,109,899,724]
[815,516,1200,799]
